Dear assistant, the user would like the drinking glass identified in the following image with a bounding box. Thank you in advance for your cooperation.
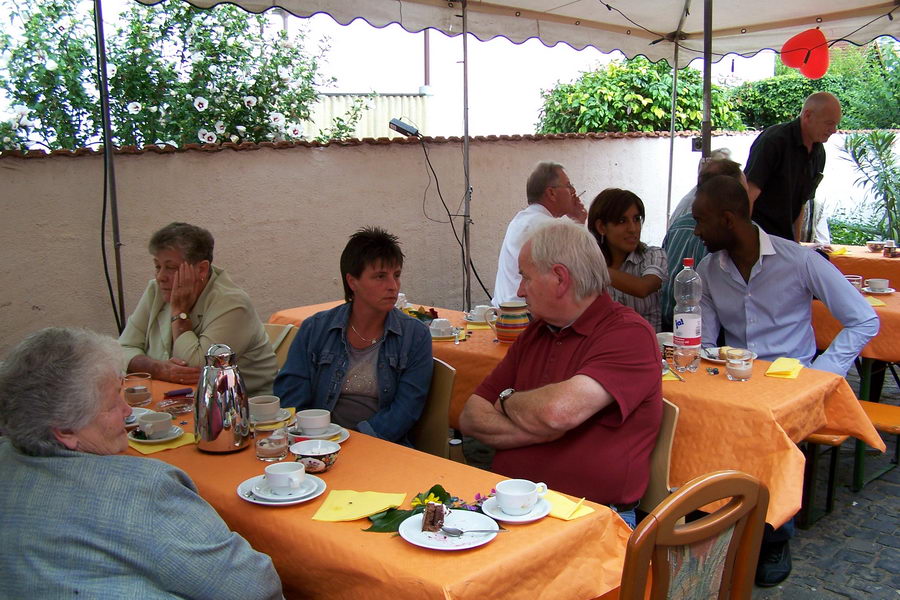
[122,372,152,407]
[725,349,754,382]
[255,428,289,462]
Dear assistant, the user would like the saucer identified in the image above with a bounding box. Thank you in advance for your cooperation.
[481,496,550,523]
[863,287,894,294]
[251,408,292,425]
[291,423,343,439]
[252,476,316,501]
[701,347,759,364]
[128,426,184,444]
[430,327,459,341]
[398,509,499,550]
[237,474,326,506]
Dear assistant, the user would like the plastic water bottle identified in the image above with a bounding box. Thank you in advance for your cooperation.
[672,258,702,373]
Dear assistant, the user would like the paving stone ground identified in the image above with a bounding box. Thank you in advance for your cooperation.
[461,365,899,599]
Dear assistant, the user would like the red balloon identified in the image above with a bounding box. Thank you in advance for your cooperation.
[781,28,829,79]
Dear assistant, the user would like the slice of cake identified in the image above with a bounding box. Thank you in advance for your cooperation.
[421,501,446,532]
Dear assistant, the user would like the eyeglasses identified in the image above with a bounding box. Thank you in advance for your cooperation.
[550,183,576,193]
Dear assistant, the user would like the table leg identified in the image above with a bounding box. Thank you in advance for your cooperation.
[852,358,895,491]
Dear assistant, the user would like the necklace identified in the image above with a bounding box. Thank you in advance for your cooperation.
[350,323,381,346]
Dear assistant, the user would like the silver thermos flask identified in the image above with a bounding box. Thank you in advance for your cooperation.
[195,344,251,453]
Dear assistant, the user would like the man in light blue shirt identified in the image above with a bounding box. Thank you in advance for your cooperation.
[692,175,878,377]
[691,174,878,588]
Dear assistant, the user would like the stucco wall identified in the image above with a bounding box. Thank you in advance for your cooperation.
[0,132,871,354]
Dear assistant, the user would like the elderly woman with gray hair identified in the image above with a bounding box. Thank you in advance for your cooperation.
[119,222,276,395]
[0,327,284,599]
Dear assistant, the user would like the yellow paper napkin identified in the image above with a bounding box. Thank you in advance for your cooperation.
[545,490,595,521]
[312,490,406,522]
[766,357,803,379]
[866,296,887,307]
[662,371,681,382]
[465,322,493,331]
[128,432,196,454]
[828,246,847,255]
[255,407,296,431]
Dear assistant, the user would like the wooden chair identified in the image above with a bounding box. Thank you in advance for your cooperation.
[638,398,680,515]
[620,470,769,600]
[263,323,298,370]
[798,429,849,529]
[410,358,456,459]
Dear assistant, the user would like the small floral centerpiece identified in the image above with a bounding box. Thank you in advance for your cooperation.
[365,485,493,532]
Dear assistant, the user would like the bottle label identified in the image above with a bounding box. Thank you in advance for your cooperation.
[673,313,701,347]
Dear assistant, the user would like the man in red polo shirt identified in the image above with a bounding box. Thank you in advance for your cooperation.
[460,219,662,528]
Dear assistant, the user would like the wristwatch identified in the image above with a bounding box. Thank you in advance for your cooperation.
[171,312,190,323]
[498,388,515,417]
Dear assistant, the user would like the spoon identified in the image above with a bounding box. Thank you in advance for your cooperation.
[662,360,685,382]
[440,526,507,537]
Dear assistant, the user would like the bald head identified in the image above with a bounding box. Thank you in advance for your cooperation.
[800,92,841,145]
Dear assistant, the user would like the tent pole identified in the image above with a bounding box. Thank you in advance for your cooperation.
[665,35,680,229]
[701,0,712,158]
[94,0,127,331]
[461,0,473,312]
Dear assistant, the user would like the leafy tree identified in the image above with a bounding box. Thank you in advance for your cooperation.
[0,0,366,151]
[732,40,900,129]
[843,130,900,242]
[536,56,744,134]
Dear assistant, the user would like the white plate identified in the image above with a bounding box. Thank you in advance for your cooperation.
[398,509,499,551]
[125,407,153,429]
[251,408,293,426]
[236,474,326,506]
[128,426,185,444]
[290,423,347,441]
[700,347,758,364]
[863,287,895,295]
[480,496,550,523]
[252,476,317,501]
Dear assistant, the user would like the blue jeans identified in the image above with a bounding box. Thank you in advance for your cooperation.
[613,507,637,529]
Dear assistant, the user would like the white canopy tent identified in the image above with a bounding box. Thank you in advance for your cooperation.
[99,0,900,317]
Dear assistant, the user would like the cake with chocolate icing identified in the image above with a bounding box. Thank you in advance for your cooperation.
[421,501,446,532]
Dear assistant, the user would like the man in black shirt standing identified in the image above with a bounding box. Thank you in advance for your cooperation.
[745,92,842,242]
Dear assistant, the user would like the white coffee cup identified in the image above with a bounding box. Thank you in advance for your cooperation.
[429,318,453,337]
[468,305,492,322]
[264,462,305,495]
[866,278,890,291]
[249,395,281,421]
[296,409,331,435]
[495,478,548,516]
[137,411,173,439]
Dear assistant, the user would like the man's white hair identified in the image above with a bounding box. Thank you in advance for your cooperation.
[526,218,609,300]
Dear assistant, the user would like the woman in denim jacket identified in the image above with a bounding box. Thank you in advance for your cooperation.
[274,228,433,445]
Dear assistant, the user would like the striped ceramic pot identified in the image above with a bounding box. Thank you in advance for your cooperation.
[486,301,530,344]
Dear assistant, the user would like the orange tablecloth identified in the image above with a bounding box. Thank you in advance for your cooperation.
[812,293,900,362]
[268,301,507,430]
[268,302,884,528]
[129,381,630,600]
[829,245,900,282]
[661,360,884,528]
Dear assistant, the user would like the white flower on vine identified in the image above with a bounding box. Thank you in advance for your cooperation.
[250,46,261,59]
[46,59,58,71]
[278,66,291,80]
[127,102,142,114]
[204,132,217,144]
[287,123,303,137]
[194,97,209,111]
[12,105,30,117]
[242,96,257,108]
[56,17,71,34]
[149,106,158,113]
[106,64,117,78]
[133,48,142,56]
[215,121,226,134]
[236,125,246,133]
[145,65,153,74]
[3,137,10,143]
[269,112,285,126]
[266,133,275,139]
[230,135,239,143]
[198,128,209,142]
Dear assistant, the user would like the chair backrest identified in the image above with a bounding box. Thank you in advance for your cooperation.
[638,398,680,514]
[410,357,456,459]
[620,470,769,600]
[264,323,298,370]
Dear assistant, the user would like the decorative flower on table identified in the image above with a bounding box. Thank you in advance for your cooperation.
[366,485,495,533]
